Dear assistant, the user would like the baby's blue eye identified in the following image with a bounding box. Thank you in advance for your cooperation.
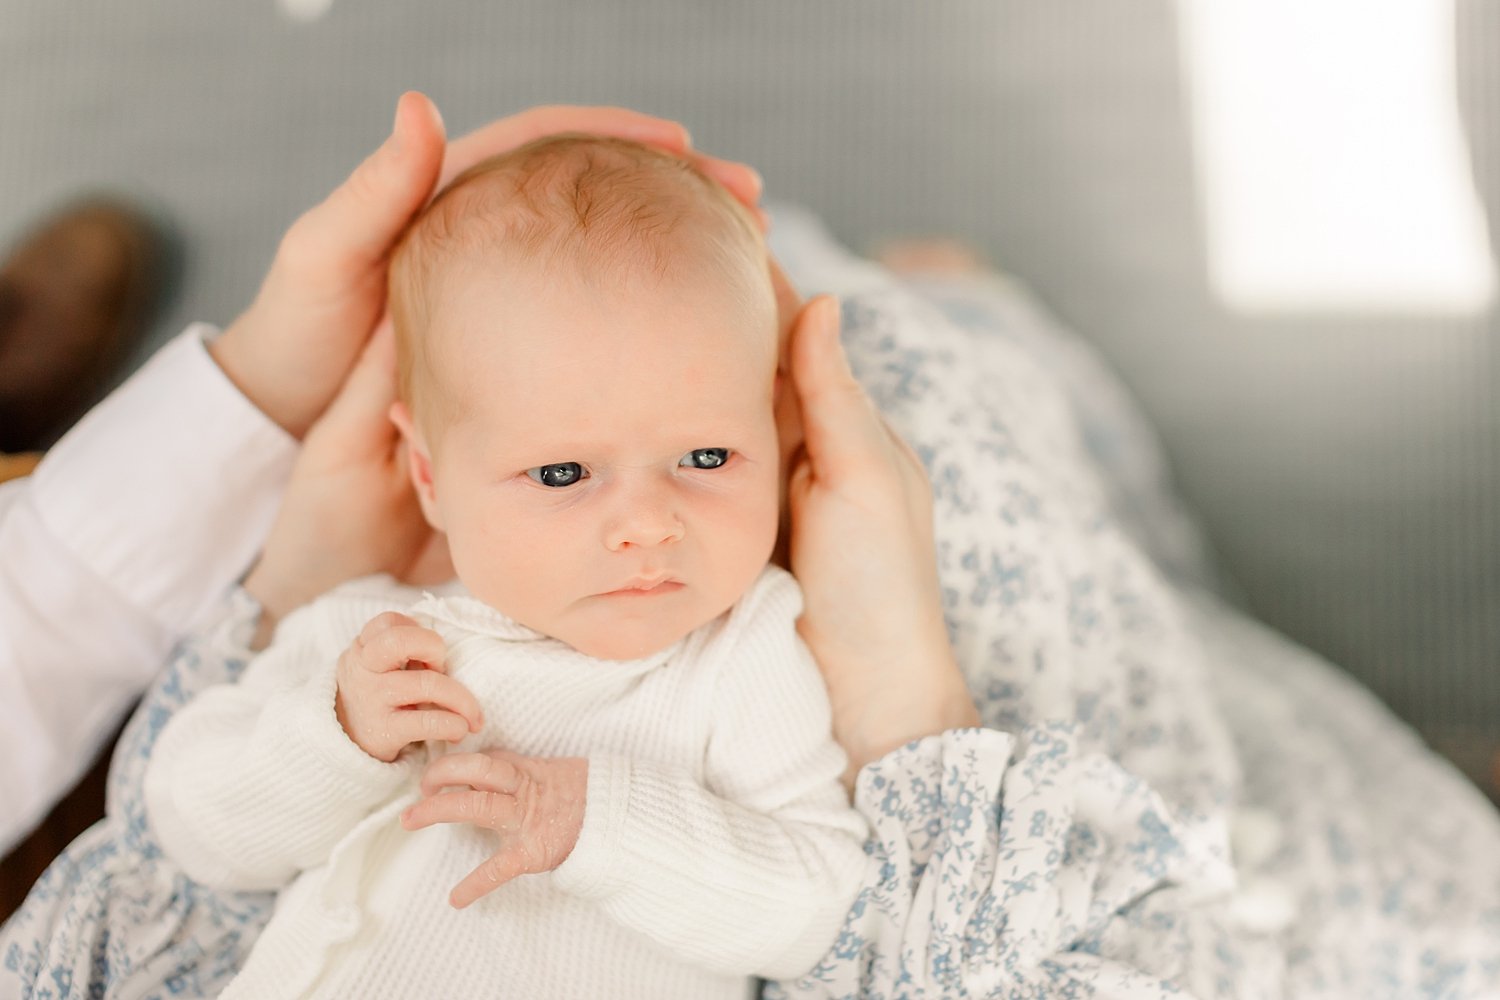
[679,448,730,470]
[527,463,586,488]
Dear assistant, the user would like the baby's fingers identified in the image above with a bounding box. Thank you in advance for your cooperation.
[357,611,418,643]
[419,751,523,797]
[383,708,472,746]
[357,618,448,674]
[448,847,539,909]
[381,671,484,733]
[401,787,523,835]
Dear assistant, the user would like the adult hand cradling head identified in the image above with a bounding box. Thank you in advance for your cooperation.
[773,288,979,783]
[241,92,977,783]
[239,94,761,637]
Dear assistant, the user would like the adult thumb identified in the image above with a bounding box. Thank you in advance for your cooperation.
[285,92,446,281]
[790,294,875,482]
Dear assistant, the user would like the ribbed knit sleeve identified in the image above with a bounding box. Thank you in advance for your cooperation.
[143,585,419,891]
[552,569,869,980]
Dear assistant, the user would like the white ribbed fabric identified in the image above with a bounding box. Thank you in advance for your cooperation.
[144,566,867,1000]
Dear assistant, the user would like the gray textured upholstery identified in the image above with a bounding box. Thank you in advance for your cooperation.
[3,1,1496,784]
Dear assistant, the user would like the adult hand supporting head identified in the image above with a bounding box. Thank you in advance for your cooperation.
[233,94,765,639]
[209,93,764,440]
[241,320,448,649]
[774,275,980,786]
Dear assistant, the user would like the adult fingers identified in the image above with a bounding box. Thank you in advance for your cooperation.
[419,751,523,797]
[302,318,400,462]
[683,150,763,216]
[879,411,933,504]
[449,848,536,909]
[356,617,448,673]
[380,672,484,733]
[788,295,889,484]
[442,105,691,187]
[277,92,446,289]
[402,530,456,587]
[768,254,805,343]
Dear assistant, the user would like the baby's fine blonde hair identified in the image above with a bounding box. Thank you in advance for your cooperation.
[388,134,768,429]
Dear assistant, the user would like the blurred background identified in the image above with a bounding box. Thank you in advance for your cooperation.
[1,0,1496,795]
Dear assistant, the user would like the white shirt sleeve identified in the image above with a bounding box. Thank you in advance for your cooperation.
[143,589,417,891]
[0,324,297,856]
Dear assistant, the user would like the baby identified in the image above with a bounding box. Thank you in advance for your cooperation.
[143,135,867,999]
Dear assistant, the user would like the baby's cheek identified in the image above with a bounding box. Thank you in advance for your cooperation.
[455,516,569,626]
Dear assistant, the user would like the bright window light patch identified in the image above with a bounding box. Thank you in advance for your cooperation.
[279,0,336,22]
[1177,0,1495,314]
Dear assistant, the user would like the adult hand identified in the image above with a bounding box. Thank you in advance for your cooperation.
[210,92,764,440]
[242,322,451,647]
[774,282,979,786]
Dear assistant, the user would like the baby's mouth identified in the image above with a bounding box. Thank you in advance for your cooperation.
[601,577,683,597]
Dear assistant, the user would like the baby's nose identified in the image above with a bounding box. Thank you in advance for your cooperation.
[603,484,685,551]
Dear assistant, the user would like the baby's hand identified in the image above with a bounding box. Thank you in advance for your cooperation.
[400,749,588,909]
[335,612,484,762]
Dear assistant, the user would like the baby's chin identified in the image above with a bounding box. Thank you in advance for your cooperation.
[550,597,733,662]
[560,619,697,662]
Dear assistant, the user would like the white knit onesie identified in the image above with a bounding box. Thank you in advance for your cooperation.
[144,565,867,999]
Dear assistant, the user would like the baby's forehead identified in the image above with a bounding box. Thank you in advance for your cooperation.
[435,283,778,459]
[392,134,775,430]
[439,256,774,376]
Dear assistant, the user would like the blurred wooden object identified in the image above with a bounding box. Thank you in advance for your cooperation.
[0,450,42,483]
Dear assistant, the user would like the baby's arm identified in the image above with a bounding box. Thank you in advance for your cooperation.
[556,571,868,979]
[143,586,423,890]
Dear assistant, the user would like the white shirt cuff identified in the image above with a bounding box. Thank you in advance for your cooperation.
[29,323,298,634]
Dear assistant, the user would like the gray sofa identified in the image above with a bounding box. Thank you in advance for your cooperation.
[3,0,1495,793]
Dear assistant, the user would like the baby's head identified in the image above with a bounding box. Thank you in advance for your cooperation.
[389,134,780,661]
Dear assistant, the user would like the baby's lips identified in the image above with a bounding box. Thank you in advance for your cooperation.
[601,573,681,595]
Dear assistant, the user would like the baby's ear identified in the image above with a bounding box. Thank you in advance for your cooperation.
[389,401,445,531]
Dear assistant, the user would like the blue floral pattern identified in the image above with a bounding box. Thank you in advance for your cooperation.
[3,208,1499,998]
[1,590,274,999]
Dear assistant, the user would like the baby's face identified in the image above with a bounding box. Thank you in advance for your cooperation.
[409,261,781,661]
